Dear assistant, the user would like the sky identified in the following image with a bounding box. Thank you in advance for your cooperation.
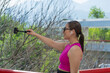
[73,0,110,19]
[74,0,110,12]
[72,0,88,4]
[8,0,110,19]
[9,0,88,7]
[9,0,110,12]
[8,0,41,7]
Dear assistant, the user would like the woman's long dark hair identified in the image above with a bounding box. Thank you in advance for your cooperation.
[68,21,84,52]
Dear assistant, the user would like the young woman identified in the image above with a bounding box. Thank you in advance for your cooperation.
[27,21,84,73]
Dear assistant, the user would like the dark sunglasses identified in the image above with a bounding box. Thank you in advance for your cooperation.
[63,27,70,32]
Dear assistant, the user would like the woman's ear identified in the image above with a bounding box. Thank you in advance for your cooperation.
[72,29,76,34]
[70,31,73,34]
[70,30,75,35]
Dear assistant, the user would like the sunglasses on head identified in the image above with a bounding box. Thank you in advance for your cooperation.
[63,27,70,32]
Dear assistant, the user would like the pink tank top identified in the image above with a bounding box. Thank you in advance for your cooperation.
[58,43,82,72]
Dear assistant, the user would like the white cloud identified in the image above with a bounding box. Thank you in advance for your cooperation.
[33,0,41,1]
[8,0,26,7]
[8,0,41,7]
[72,0,88,4]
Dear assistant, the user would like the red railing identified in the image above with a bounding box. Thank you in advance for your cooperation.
[85,40,110,42]
[0,69,42,73]
[0,68,110,73]
[79,68,110,73]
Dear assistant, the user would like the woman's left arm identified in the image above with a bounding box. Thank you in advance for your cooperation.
[68,46,83,73]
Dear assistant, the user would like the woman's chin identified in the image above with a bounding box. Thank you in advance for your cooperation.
[64,37,68,40]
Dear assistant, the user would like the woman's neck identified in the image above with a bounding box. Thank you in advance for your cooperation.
[69,37,79,45]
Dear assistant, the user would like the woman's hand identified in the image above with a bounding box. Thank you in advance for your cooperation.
[27,29,36,36]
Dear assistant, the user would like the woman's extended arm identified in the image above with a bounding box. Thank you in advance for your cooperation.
[27,29,67,51]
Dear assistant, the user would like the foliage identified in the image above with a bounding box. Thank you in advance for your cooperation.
[88,6,110,40]
[88,28,110,40]
[88,6,105,18]
[0,13,61,72]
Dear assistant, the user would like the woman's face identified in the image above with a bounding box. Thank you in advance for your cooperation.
[63,24,71,40]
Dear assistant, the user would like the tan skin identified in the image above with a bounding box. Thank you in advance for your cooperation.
[27,24,83,73]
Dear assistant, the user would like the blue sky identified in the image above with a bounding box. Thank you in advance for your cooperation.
[9,0,110,19]
[71,0,110,19]
[8,0,41,7]
[9,0,110,12]
[72,0,110,12]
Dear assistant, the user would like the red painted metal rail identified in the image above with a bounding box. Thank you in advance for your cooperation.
[79,68,110,73]
[0,69,42,73]
[85,40,110,42]
[0,68,110,73]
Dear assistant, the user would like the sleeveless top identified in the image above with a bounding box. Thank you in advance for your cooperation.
[58,43,82,72]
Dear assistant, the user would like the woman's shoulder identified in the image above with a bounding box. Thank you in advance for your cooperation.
[69,45,83,55]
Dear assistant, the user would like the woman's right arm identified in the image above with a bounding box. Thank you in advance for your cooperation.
[27,29,67,51]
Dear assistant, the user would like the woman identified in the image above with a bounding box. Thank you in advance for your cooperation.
[27,21,84,73]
